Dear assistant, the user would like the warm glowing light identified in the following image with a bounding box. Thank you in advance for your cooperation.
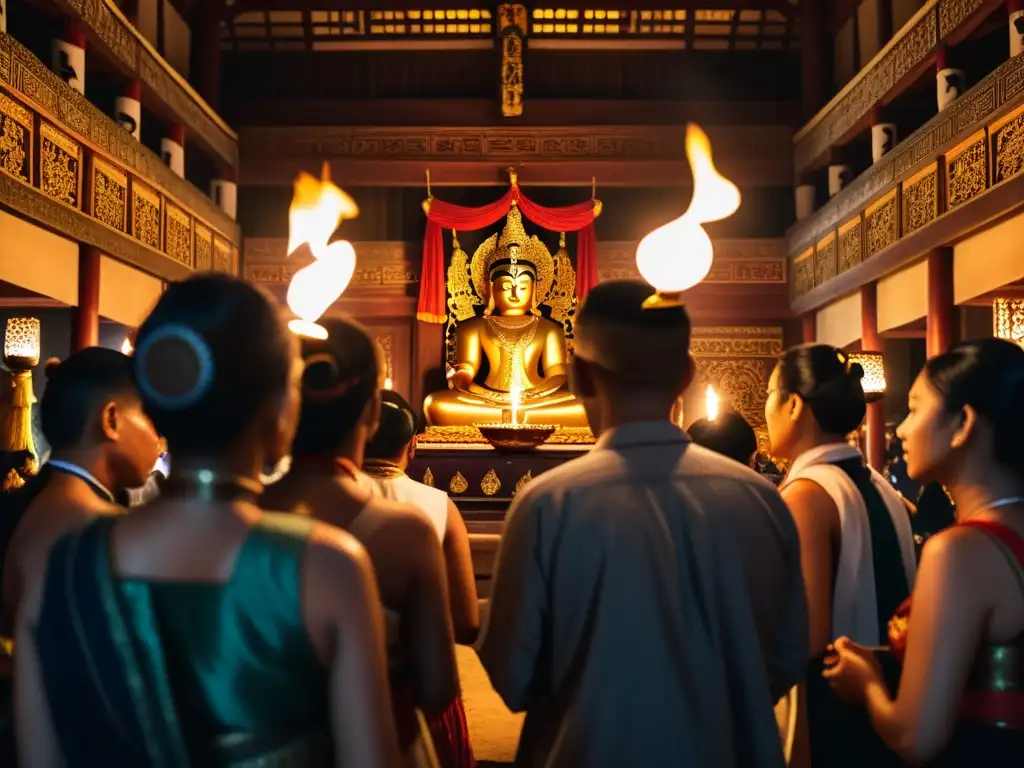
[994,298,1024,348]
[3,317,41,370]
[706,385,720,421]
[636,123,741,298]
[510,380,521,426]
[849,352,886,403]
[285,163,359,338]
[121,338,133,355]
[384,377,394,390]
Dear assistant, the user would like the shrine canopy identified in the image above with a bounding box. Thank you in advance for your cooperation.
[417,178,600,323]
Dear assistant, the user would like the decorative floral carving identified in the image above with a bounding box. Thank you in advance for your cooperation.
[0,115,27,181]
[866,197,897,256]
[40,123,79,207]
[213,238,232,273]
[165,204,192,267]
[814,237,837,286]
[133,184,161,249]
[423,467,435,487]
[480,468,502,496]
[793,251,814,297]
[838,221,862,273]
[194,222,213,270]
[690,327,783,358]
[947,138,987,209]
[693,358,772,437]
[449,471,469,494]
[902,169,938,235]
[994,110,1024,184]
[91,159,127,232]
[514,471,532,495]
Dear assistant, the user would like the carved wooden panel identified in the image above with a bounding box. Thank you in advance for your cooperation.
[838,217,862,274]
[164,203,193,268]
[194,221,213,271]
[992,104,1024,185]
[793,248,814,298]
[90,156,127,233]
[132,182,161,250]
[945,130,988,210]
[901,163,938,235]
[865,190,898,257]
[0,91,31,183]
[814,233,837,287]
[39,121,80,208]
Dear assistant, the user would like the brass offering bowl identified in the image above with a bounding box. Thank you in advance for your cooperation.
[475,423,557,453]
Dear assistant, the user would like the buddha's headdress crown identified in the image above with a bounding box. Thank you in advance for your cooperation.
[489,203,536,280]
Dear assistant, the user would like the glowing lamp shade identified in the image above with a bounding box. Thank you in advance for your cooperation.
[635,123,740,301]
[705,385,720,421]
[849,352,886,403]
[994,298,1024,348]
[3,317,41,370]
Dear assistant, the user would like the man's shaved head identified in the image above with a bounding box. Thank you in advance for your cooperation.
[574,279,693,393]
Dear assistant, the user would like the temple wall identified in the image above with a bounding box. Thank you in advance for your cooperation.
[877,260,928,332]
[98,256,163,328]
[953,213,1024,304]
[0,211,79,306]
[816,292,862,348]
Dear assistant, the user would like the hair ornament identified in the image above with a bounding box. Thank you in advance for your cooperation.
[134,323,215,410]
[301,352,361,403]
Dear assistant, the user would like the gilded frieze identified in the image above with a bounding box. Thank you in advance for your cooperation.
[814,234,837,287]
[132,182,161,249]
[692,357,772,441]
[213,238,232,273]
[194,222,213,270]
[901,164,938,235]
[689,326,784,358]
[992,105,1024,184]
[793,249,814,297]
[946,131,987,209]
[838,218,862,273]
[90,157,127,232]
[939,0,985,40]
[164,204,192,267]
[0,91,30,182]
[40,122,80,207]
[865,192,898,257]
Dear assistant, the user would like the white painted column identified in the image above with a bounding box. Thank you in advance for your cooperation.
[52,23,86,95]
[161,124,185,178]
[210,171,238,221]
[114,80,141,141]
[1010,0,1024,58]
[936,46,965,112]
[795,184,815,220]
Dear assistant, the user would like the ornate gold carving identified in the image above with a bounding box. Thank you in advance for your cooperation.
[946,132,987,209]
[814,234,837,287]
[419,425,595,445]
[165,204,192,267]
[423,467,435,487]
[132,182,161,249]
[480,468,502,496]
[693,358,772,438]
[0,35,237,243]
[194,221,213,270]
[91,157,127,232]
[994,297,1024,347]
[375,334,394,384]
[902,164,938,235]
[992,105,1024,184]
[793,249,814,297]
[690,326,784,358]
[939,0,984,40]
[838,218,862,273]
[447,232,481,322]
[865,192,897,257]
[514,471,532,496]
[0,91,30,182]
[213,238,233,273]
[498,5,526,117]
[40,122,80,207]
[449,471,469,494]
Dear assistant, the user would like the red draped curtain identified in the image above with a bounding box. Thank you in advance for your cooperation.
[416,184,600,323]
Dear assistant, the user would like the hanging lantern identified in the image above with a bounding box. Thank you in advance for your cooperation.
[994,297,1024,349]
[3,317,41,371]
[849,352,886,403]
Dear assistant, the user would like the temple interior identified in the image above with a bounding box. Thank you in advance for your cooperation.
[1,0,1024,764]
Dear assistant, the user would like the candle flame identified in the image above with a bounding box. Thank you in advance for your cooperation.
[706,385,720,421]
[384,377,393,390]
[121,338,133,355]
[636,123,741,294]
[285,163,359,338]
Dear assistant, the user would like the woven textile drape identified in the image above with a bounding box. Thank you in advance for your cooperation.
[416,185,599,323]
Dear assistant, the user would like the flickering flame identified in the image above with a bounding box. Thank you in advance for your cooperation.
[121,338,133,355]
[706,385,720,421]
[384,377,394,390]
[285,163,359,338]
[636,123,741,296]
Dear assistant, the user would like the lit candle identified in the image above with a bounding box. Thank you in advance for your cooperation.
[706,385,720,421]
[121,338,133,355]
[383,377,393,390]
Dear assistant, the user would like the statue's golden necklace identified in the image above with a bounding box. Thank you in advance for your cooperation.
[485,315,538,392]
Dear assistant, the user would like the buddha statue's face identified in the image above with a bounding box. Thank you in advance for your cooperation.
[489,246,536,316]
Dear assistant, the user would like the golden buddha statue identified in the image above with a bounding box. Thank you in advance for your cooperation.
[423,203,588,427]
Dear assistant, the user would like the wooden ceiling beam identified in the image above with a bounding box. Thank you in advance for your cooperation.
[229,0,795,17]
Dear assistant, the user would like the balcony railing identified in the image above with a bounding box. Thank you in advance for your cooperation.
[0,34,240,283]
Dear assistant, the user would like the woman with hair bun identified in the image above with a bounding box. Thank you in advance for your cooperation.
[765,343,916,767]
[16,274,400,767]
[826,338,1024,765]
[263,315,465,768]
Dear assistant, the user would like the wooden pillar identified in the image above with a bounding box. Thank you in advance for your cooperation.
[802,313,816,344]
[412,321,444,410]
[861,284,885,470]
[73,245,100,351]
[800,0,827,119]
[926,247,954,358]
[191,1,222,112]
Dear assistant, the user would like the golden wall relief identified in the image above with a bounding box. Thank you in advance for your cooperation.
[993,105,1024,185]
[814,234,837,287]
[213,238,232,272]
[90,157,127,232]
[838,218,862,274]
[0,91,30,183]
[39,121,79,207]
[902,164,938,235]
[194,222,213,270]
[164,203,193,267]
[132,182,161,249]
[498,4,526,117]
[946,131,987,209]
[375,334,395,385]
[793,249,813,298]
[865,191,897,257]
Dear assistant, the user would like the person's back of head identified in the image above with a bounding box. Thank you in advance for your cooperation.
[688,413,758,467]
[364,390,421,463]
[291,316,382,458]
[133,273,298,471]
[572,279,694,430]
[765,343,866,460]
[41,348,158,491]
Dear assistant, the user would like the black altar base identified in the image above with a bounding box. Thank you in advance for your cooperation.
[407,442,591,597]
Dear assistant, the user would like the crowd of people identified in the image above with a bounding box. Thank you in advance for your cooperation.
[0,272,1022,766]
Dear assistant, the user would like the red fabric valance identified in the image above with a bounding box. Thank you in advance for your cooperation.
[416,184,599,323]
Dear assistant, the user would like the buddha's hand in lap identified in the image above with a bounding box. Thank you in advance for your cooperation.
[448,370,475,392]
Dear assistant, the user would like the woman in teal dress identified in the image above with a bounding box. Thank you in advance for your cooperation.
[16,274,401,767]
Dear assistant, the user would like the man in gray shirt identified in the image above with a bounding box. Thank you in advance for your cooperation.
[478,279,807,767]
